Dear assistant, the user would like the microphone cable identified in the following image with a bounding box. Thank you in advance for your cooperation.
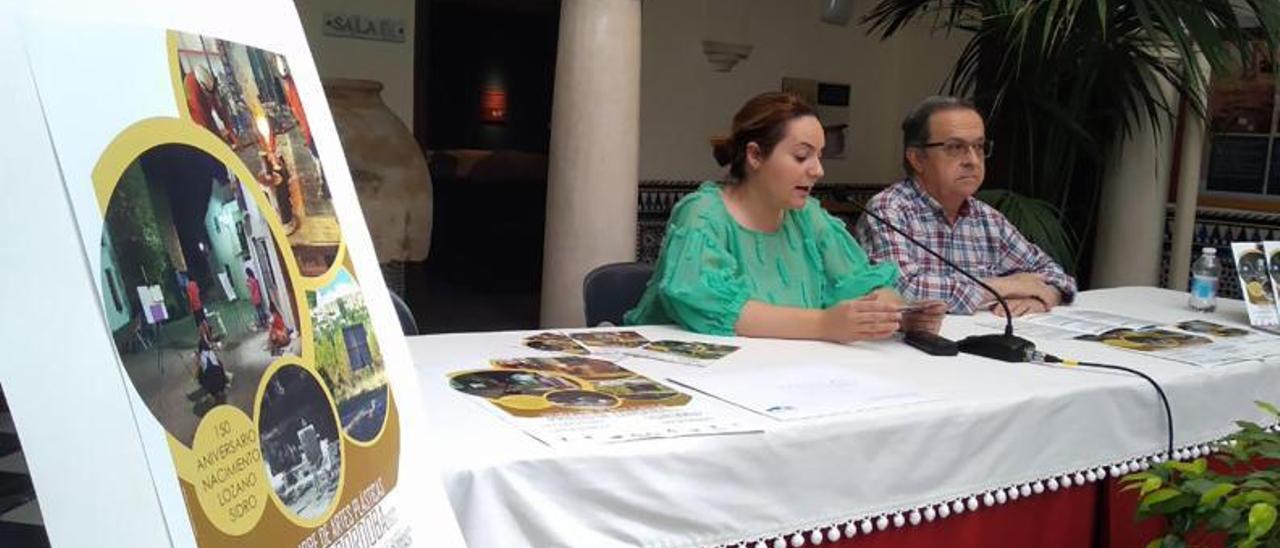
[1031,351,1174,459]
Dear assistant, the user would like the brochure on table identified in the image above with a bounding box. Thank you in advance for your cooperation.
[517,330,744,366]
[5,1,463,546]
[980,308,1280,367]
[447,353,762,446]
[1232,242,1280,331]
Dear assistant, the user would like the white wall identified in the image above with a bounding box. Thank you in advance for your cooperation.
[641,0,967,184]
[295,0,416,126]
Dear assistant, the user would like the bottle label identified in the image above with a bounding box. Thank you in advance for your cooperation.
[1191,275,1218,300]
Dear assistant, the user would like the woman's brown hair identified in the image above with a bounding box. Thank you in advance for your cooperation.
[710,92,817,183]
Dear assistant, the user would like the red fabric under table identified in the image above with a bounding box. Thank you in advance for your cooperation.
[769,477,1202,548]
[735,457,1277,547]
[814,483,1102,548]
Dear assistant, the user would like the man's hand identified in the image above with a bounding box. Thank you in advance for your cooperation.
[991,297,1048,318]
[985,273,1061,308]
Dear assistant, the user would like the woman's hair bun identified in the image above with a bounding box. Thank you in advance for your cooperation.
[709,135,733,167]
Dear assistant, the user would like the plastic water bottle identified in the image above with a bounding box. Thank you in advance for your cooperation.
[1188,247,1220,312]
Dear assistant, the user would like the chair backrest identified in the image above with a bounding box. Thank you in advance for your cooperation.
[388,290,419,336]
[583,262,655,327]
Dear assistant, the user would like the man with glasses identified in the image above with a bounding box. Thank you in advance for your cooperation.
[853,96,1075,317]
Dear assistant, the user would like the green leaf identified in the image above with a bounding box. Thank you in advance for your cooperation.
[1243,478,1277,491]
[1152,493,1200,515]
[1244,490,1280,506]
[1167,459,1207,478]
[1229,492,1253,509]
[1247,503,1276,540]
[1140,477,1165,497]
[1142,488,1183,508]
[1124,471,1161,484]
[1257,400,1280,419]
[1239,419,1265,429]
[975,189,1078,273]
[1182,478,1217,495]
[1200,483,1235,506]
[1208,506,1242,531]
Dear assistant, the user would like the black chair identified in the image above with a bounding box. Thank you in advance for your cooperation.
[389,290,419,336]
[583,262,655,327]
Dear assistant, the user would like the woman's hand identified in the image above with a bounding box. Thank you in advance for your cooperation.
[865,289,945,334]
[900,300,947,334]
[820,295,901,343]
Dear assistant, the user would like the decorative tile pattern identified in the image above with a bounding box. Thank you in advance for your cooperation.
[1161,206,1280,300]
[636,180,884,263]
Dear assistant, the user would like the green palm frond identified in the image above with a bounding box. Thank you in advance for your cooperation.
[977,189,1079,273]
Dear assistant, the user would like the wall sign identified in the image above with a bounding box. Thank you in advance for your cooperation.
[323,13,406,43]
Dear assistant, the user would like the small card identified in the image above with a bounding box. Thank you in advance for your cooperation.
[522,332,590,355]
[1174,319,1254,338]
[898,299,946,313]
[627,339,741,367]
[568,330,650,349]
[1077,328,1212,352]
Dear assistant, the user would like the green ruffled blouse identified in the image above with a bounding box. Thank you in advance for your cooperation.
[624,182,899,335]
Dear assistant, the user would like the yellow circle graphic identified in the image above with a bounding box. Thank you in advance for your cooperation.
[191,405,268,535]
[495,394,553,411]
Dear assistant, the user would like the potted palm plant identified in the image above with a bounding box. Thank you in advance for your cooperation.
[862,0,1280,278]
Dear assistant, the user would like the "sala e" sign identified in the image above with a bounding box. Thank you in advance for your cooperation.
[322,13,406,43]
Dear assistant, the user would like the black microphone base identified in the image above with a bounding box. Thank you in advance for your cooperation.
[957,334,1036,363]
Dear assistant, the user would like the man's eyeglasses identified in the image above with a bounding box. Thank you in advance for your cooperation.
[920,140,994,159]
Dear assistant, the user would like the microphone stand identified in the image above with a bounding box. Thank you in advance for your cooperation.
[849,199,1036,362]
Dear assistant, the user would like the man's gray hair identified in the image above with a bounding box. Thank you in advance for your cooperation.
[901,96,981,176]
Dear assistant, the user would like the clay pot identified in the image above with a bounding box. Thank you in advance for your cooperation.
[323,78,432,265]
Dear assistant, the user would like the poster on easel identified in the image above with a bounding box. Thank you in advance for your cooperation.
[11,0,463,546]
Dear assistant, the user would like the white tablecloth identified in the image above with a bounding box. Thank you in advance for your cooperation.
[409,287,1280,548]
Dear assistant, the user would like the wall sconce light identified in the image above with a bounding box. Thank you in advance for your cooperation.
[820,0,854,26]
[481,86,508,123]
[702,40,752,72]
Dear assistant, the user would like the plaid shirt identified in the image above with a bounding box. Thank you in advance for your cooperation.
[853,178,1076,314]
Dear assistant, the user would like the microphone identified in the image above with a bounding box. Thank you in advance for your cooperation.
[848,199,1036,362]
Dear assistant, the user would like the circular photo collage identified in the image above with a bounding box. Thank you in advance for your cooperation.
[1091,328,1212,352]
[450,356,687,417]
[1238,249,1274,305]
[91,30,394,531]
[1270,248,1280,292]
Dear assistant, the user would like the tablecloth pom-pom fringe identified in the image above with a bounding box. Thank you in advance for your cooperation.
[718,434,1270,548]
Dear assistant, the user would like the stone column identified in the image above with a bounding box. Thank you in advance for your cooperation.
[1091,79,1178,288]
[540,0,641,327]
[1169,109,1207,291]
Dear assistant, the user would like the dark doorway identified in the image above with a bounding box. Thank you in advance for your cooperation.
[410,0,561,333]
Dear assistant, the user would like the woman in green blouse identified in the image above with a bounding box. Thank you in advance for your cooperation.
[625,92,944,342]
